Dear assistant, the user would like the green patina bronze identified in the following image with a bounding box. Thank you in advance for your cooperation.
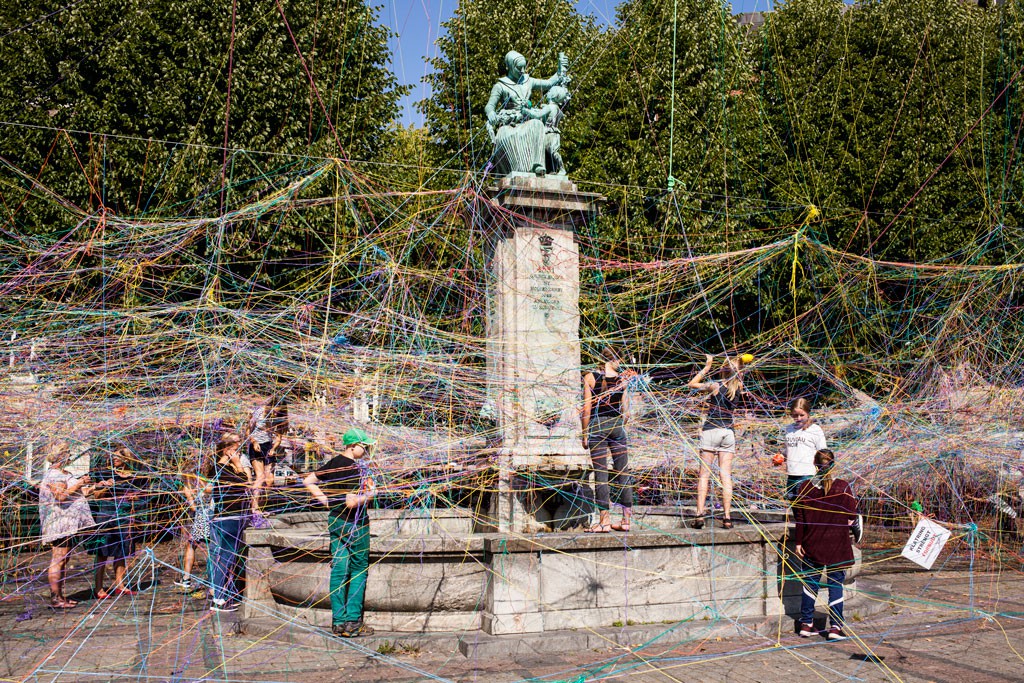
[484,51,570,178]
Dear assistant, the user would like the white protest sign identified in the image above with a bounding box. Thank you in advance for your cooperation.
[901,518,952,570]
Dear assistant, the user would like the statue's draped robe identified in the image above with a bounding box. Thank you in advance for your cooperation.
[488,77,546,176]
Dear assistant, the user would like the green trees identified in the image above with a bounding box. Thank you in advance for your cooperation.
[0,0,406,282]
[418,0,1022,259]
[5,0,1018,271]
[414,0,1024,367]
[2,0,1023,374]
[756,0,1011,262]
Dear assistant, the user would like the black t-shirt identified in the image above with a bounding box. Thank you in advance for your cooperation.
[211,461,249,517]
[589,371,625,421]
[90,468,137,524]
[316,454,368,524]
[703,389,735,430]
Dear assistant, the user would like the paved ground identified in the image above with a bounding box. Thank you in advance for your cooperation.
[1,546,1022,682]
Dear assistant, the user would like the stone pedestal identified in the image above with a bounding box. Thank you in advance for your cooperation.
[245,513,866,637]
[483,176,604,532]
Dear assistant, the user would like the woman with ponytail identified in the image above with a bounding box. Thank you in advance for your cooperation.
[688,354,748,529]
[793,449,859,641]
[207,433,249,612]
[582,346,634,533]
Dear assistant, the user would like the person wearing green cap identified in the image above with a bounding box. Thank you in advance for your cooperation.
[302,427,376,637]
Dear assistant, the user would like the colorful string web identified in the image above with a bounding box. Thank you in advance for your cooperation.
[0,151,1021,679]
[2,1,1024,682]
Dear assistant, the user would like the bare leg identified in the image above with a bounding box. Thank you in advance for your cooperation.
[49,546,69,599]
[183,541,196,579]
[614,506,632,531]
[696,451,714,516]
[94,556,107,596]
[60,549,72,597]
[251,460,265,514]
[720,451,735,520]
[111,560,127,592]
[262,470,276,515]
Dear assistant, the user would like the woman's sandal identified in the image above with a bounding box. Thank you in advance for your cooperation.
[610,522,631,532]
[50,597,77,610]
[721,518,734,529]
[691,515,705,529]
[585,524,612,533]
[95,589,110,600]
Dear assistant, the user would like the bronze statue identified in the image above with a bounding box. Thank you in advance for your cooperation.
[484,51,569,178]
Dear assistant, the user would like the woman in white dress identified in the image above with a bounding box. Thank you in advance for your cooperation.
[39,442,95,608]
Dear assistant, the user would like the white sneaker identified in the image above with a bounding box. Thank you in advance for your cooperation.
[173,579,193,591]
[798,623,816,637]
[210,599,237,613]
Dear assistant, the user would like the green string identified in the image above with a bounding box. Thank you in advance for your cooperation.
[667,0,678,192]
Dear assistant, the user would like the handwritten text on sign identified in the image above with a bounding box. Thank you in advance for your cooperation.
[900,518,951,570]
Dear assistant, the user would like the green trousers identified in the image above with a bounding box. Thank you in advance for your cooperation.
[327,515,370,626]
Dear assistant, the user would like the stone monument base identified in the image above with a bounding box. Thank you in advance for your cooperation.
[243,510,862,636]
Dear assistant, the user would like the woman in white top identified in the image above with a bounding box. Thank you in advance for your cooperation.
[781,398,827,501]
[39,442,95,608]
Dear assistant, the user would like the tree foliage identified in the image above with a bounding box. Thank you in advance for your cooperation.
[415,0,1024,358]
[756,0,1017,262]
[0,0,407,288]
[2,0,1024,370]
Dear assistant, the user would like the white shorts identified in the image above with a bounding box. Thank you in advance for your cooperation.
[699,427,735,453]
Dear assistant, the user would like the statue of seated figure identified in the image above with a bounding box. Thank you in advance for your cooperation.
[485,51,569,178]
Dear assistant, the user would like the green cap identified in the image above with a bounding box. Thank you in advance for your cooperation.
[342,428,375,447]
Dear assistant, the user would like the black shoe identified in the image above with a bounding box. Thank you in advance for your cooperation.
[332,623,349,636]
[691,515,705,529]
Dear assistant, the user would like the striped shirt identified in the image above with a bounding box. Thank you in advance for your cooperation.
[249,406,271,443]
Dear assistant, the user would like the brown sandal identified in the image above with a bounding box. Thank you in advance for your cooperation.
[50,597,77,610]
[721,518,734,529]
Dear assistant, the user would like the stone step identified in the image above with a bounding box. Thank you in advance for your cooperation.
[241,576,892,659]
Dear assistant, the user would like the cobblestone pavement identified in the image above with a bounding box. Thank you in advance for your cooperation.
[2,547,1022,682]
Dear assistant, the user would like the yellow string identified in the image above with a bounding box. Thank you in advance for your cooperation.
[791,205,820,345]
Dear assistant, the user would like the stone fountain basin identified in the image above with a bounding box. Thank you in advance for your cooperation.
[244,510,859,634]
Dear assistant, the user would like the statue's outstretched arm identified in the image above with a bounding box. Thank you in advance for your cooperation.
[532,73,562,90]
[533,54,569,90]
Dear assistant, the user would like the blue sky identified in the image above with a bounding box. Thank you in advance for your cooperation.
[381,0,779,126]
